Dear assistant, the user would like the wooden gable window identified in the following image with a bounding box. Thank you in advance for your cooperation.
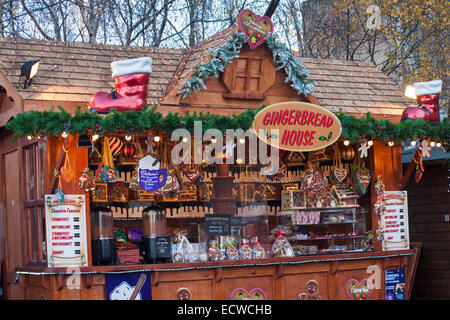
[222,49,276,100]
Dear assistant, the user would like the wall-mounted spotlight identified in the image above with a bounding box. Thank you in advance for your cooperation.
[20,59,40,89]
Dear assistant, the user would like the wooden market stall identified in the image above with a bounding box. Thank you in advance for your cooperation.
[0,17,435,300]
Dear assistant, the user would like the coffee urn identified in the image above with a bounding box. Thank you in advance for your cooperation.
[91,206,117,265]
[140,205,171,264]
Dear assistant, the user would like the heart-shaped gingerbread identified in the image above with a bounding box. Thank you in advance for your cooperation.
[237,9,273,49]
[356,168,371,194]
[345,279,373,300]
[230,287,267,300]
[333,168,347,184]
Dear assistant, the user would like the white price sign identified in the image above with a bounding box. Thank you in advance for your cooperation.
[379,191,410,251]
[45,194,89,267]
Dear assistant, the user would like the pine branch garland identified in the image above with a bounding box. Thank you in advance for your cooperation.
[5,106,449,148]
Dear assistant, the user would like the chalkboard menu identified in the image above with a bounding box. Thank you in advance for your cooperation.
[156,236,171,259]
[205,214,231,236]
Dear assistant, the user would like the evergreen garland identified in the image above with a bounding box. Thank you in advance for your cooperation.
[5,105,449,147]
[266,34,316,96]
[178,32,246,99]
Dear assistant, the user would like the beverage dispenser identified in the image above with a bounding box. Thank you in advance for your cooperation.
[91,206,117,265]
[140,205,171,264]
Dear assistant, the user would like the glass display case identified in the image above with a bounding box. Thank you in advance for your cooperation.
[88,135,373,266]
[275,207,367,255]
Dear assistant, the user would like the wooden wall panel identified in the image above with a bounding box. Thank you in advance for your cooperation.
[406,163,450,300]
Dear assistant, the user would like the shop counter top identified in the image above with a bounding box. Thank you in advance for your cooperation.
[16,248,415,275]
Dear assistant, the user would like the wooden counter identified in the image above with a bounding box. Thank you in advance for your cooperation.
[15,245,420,300]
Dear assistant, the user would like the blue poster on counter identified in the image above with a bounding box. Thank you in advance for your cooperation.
[385,269,405,300]
[105,272,152,300]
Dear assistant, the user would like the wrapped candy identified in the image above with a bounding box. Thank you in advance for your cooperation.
[225,237,239,260]
[239,239,253,259]
[272,231,295,257]
[208,240,223,261]
[251,237,266,259]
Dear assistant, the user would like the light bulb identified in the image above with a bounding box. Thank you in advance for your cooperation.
[154,136,160,142]
[368,140,373,146]
[92,134,99,142]
[388,141,394,147]
[410,140,416,146]
[27,135,33,140]
[125,135,132,141]
[239,138,245,144]
[211,137,217,143]
[436,142,442,148]
[430,141,436,147]
[404,85,417,99]
[343,140,350,146]
[236,158,243,164]
[182,137,188,142]
[61,131,69,138]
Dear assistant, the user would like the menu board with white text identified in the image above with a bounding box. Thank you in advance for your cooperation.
[45,194,89,267]
[380,191,409,251]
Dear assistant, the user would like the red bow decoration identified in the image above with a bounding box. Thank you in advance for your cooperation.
[276,231,286,239]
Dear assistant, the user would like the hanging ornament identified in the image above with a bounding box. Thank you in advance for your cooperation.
[341,145,355,161]
[419,140,431,158]
[181,164,203,185]
[108,136,123,160]
[121,142,137,160]
[374,175,385,203]
[61,145,74,183]
[353,167,371,195]
[154,140,181,196]
[358,139,371,158]
[332,144,347,184]
[145,132,155,155]
[414,155,424,183]
[78,168,95,192]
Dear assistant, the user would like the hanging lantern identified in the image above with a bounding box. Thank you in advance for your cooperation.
[341,145,355,161]
[122,142,137,160]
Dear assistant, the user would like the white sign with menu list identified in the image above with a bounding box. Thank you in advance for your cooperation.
[45,194,89,267]
[380,191,409,251]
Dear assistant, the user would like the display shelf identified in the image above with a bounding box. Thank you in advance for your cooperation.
[287,234,365,241]
[279,206,360,213]
[91,200,214,209]
[291,220,358,226]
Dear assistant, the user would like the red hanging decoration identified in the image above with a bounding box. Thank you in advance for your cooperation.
[122,142,136,160]
[341,145,355,161]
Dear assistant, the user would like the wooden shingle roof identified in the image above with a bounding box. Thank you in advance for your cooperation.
[0,33,410,118]
[301,57,409,116]
[0,37,185,105]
